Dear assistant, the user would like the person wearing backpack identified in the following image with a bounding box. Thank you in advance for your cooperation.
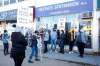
[2,30,9,56]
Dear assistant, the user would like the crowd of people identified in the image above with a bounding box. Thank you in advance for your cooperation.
[0,24,87,66]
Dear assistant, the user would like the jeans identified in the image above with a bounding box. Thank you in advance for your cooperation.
[29,46,38,60]
[3,43,9,55]
[51,39,56,51]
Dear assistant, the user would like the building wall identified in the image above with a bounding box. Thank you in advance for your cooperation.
[35,0,100,52]
[0,0,35,35]
[0,0,35,12]
[35,0,75,7]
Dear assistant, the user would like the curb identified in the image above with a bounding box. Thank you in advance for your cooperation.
[43,56,98,66]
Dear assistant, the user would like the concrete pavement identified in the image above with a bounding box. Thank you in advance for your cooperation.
[0,42,83,66]
[42,51,100,66]
[0,40,100,66]
[0,47,83,66]
[26,46,100,66]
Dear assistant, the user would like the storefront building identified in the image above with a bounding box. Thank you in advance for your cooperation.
[97,0,100,52]
[0,0,35,35]
[0,9,17,34]
[35,0,100,53]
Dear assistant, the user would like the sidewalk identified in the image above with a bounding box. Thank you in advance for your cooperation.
[42,51,100,66]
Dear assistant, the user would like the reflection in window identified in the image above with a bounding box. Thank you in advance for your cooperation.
[0,0,2,7]
[18,0,24,2]
[10,0,16,4]
[4,0,9,5]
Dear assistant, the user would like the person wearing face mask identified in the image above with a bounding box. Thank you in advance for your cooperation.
[2,30,10,56]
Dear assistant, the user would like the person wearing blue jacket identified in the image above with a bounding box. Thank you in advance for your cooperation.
[50,29,57,52]
[76,25,87,58]
[2,30,9,56]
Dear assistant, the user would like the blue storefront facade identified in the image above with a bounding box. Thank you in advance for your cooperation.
[35,0,93,17]
[35,0,94,50]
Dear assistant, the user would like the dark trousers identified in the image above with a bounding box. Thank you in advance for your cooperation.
[12,52,25,66]
[44,41,48,53]
[69,41,74,51]
[77,42,85,57]
[59,41,64,54]
[3,43,9,55]
[13,57,24,66]
[59,46,64,54]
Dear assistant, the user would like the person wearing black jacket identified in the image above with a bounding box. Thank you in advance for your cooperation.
[59,30,65,54]
[56,30,61,52]
[10,25,27,66]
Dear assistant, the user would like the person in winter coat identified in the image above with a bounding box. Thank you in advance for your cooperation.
[2,30,9,55]
[59,30,65,54]
[28,31,40,63]
[56,30,61,48]
[10,25,27,66]
[76,25,87,58]
[68,29,75,54]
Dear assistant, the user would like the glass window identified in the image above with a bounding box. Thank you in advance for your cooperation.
[18,0,24,2]
[4,0,9,5]
[0,0,2,7]
[10,0,16,4]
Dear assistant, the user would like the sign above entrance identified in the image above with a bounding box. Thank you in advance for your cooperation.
[0,9,17,21]
[36,0,93,17]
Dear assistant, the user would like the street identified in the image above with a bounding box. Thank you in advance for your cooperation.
[0,41,99,66]
[0,45,84,66]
